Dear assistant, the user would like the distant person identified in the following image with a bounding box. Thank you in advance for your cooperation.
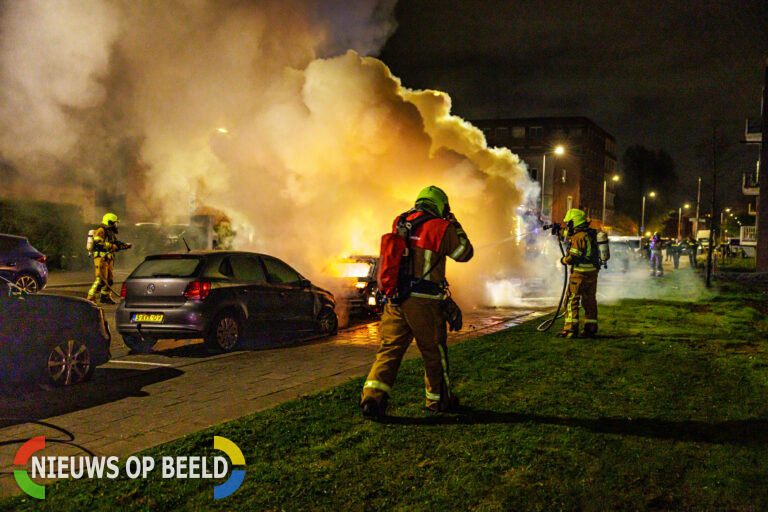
[649,233,663,277]
[360,186,473,420]
[671,238,682,269]
[557,208,599,338]
[87,213,131,304]
[664,240,673,262]
[685,236,699,268]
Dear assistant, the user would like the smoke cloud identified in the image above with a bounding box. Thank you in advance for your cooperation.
[0,0,540,307]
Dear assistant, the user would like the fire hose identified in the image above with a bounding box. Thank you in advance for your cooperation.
[536,231,568,332]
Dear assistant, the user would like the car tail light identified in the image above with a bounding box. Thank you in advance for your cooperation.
[120,282,127,298]
[35,256,46,264]
[184,281,211,301]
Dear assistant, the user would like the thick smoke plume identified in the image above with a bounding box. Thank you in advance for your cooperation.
[0,0,538,307]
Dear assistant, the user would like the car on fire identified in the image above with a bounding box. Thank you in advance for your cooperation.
[0,276,111,387]
[116,251,338,352]
[0,233,48,293]
[325,255,383,317]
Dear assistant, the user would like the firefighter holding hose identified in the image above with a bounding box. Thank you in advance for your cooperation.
[87,213,131,304]
[557,208,600,338]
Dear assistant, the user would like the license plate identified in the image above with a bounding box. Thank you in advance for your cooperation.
[131,313,164,323]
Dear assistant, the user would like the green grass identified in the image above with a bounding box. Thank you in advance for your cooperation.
[4,277,768,511]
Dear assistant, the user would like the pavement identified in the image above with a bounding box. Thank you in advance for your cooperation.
[0,269,547,497]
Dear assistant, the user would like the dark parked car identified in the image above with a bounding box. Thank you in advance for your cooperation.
[116,251,338,352]
[325,255,383,316]
[0,234,48,293]
[0,276,111,387]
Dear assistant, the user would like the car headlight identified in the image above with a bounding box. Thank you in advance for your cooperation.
[355,282,367,289]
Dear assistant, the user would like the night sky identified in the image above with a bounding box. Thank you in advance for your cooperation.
[378,0,768,209]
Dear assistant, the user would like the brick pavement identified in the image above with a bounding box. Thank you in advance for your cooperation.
[0,307,546,497]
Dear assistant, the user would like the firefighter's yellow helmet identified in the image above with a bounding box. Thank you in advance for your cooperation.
[102,213,119,226]
[415,186,450,217]
[563,208,587,227]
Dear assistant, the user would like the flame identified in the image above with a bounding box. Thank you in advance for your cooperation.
[325,261,372,278]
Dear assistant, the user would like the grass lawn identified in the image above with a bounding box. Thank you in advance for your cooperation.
[4,274,768,511]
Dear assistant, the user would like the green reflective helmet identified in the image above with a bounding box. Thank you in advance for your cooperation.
[102,213,119,226]
[563,208,587,228]
[415,186,450,217]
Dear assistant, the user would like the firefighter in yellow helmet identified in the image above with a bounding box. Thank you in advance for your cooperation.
[360,186,473,419]
[557,208,599,338]
[87,213,131,304]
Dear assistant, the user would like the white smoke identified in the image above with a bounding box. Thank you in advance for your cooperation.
[0,0,540,307]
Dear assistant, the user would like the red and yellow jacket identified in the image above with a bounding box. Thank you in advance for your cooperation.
[395,210,474,299]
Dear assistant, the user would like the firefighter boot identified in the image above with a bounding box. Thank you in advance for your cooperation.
[556,330,577,338]
[361,395,388,421]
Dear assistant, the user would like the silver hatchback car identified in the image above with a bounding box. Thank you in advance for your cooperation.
[116,251,338,352]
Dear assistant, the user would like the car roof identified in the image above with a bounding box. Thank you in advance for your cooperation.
[144,250,273,259]
[0,233,27,242]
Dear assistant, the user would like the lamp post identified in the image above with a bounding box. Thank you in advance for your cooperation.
[540,145,565,221]
[602,175,620,229]
[693,176,701,237]
[677,203,690,239]
[640,191,656,237]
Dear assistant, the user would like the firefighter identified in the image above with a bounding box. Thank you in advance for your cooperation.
[685,236,699,268]
[557,208,599,339]
[671,238,682,269]
[87,213,131,304]
[360,186,473,419]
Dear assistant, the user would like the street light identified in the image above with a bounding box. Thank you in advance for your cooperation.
[677,204,690,239]
[640,191,656,236]
[602,174,620,229]
[540,145,565,221]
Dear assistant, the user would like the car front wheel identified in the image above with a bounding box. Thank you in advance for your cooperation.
[316,307,338,335]
[205,311,242,352]
[44,339,94,387]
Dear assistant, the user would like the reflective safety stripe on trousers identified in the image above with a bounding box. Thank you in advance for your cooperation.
[425,391,441,400]
[363,380,392,394]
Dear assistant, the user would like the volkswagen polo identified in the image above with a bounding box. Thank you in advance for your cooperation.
[116,251,338,352]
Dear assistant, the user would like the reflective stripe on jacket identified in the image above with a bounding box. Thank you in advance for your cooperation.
[395,211,474,299]
[561,230,597,273]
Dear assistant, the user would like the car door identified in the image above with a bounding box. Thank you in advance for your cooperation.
[0,237,20,282]
[260,255,315,332]
[227,254,277,334]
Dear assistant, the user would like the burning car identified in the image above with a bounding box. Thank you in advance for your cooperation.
[325,255,383,317]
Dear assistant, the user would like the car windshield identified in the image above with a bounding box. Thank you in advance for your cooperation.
[131,257,202,278]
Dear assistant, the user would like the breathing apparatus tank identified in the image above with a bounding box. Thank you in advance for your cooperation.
[596,230,610,267]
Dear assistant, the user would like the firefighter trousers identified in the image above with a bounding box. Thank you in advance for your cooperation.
[87,257,114,301]
[361,297,452,410]
[563,270,598,334]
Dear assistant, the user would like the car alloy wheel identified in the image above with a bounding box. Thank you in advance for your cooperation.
[46,339,92,386]
[14,274,39,294]
[206,312,241,352]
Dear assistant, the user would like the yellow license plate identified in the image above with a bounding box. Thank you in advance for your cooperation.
[132,313,164,323]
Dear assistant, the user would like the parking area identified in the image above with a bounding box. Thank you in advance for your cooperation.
[0,270,545,496]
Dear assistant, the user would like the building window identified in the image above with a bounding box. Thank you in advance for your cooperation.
[529,167,538,181]
[561,168,567,183]
[512,126,525,138]
[495,127,509,139]
[567,196,573,210]
[529,126,543,138]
